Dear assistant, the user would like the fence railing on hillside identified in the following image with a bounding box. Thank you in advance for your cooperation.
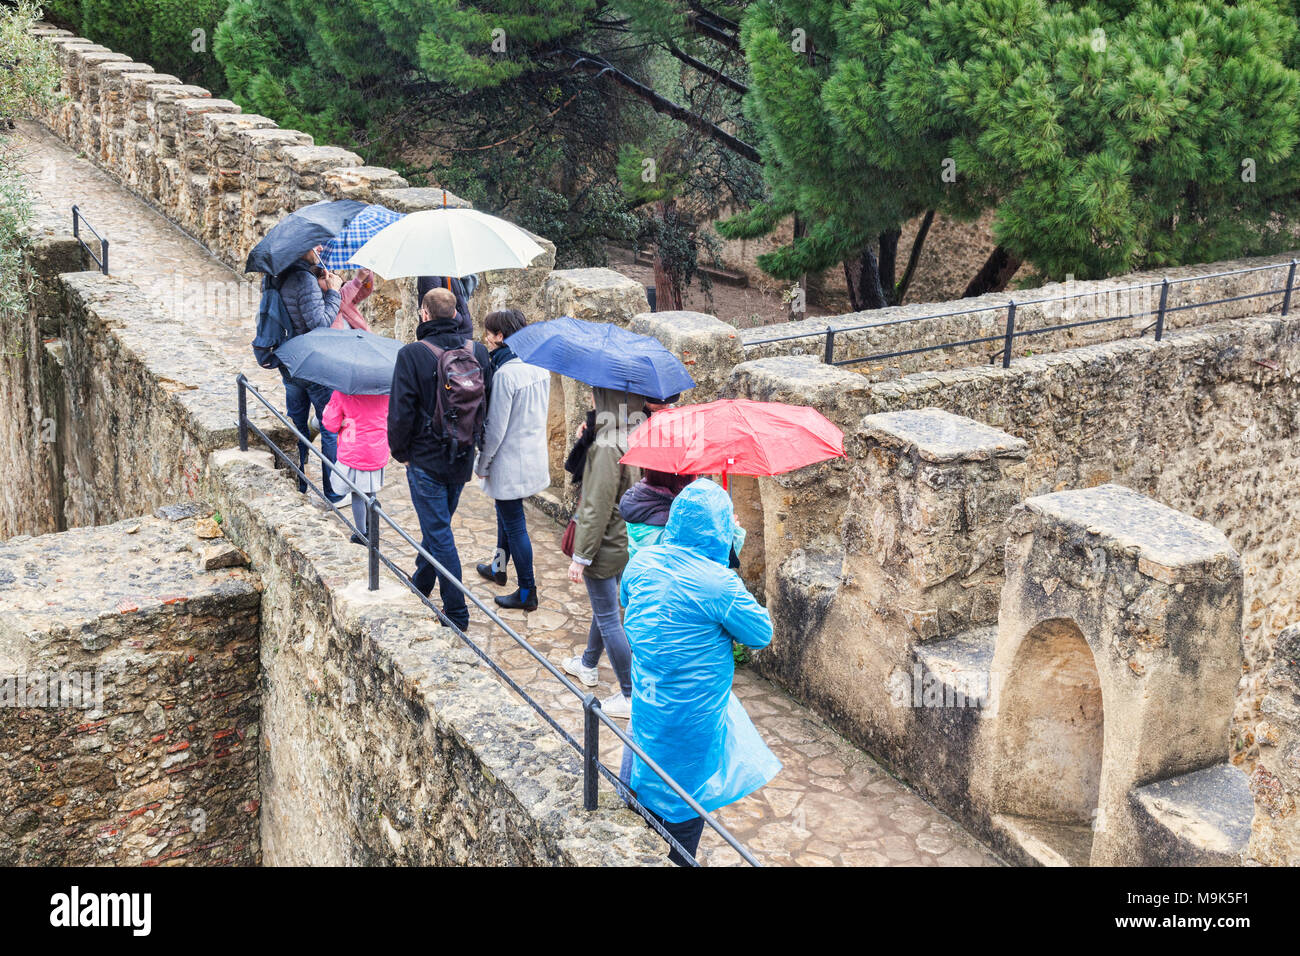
[235,374,759,867]
[744,259,1299,369]
[71,205,108,275]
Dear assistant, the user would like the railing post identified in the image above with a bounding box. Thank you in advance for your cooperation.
[367,496,380,592]
[71,204,79,239]
[823,326,835,365]
[1283,259,1297,316]
[582,694,601,811]
[1001,300,1016,369]
[1155,277,1169,341]
[100,237,109,276]
[236,375,249,452]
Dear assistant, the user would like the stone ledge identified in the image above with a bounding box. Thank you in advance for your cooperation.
[0,513,260,650]
[1017,483,1238,578]
[374,185,472,212]
[863,408,1029,463]
[1130,763,1253,865]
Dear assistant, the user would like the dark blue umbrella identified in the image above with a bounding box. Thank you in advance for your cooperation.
[507,316,695,401]
[245,199,369,276]
[274,328,403,395]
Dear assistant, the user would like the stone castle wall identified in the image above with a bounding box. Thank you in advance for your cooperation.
[739,253,1300,378]
[0,514,262,866]
[721,315,1300,863]
[29,25,556,336]
[14,23,1298,866]
[0,197,292,540]
[1,78,664,864]
[209,449,664,866]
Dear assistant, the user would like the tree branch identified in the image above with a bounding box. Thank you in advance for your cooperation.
[664,40,748,94]
[685,13,741,51]
[563,51,760,163]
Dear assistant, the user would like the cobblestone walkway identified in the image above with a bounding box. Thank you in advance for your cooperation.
[16,120,1000,868]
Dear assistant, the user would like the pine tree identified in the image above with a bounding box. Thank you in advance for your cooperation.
[729,0,1300,308]
[212,0,760,272]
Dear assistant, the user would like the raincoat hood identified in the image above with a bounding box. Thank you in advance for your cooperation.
[662,479,733,566]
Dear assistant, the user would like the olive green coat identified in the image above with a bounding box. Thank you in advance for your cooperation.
[572,387,644,579]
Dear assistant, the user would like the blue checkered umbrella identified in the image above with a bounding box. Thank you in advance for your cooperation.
[319,205,404,270]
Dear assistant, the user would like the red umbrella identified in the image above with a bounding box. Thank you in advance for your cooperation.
[620,399,845,489]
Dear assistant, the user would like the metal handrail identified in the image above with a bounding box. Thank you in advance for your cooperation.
[743,258,1299,370]
[71,205,108,275]
[235,374,760,867]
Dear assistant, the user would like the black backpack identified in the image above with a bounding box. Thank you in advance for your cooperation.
[419,338,487,460]
[252,273,295,369]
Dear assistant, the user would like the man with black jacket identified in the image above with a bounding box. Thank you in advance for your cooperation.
[388,287,494,630]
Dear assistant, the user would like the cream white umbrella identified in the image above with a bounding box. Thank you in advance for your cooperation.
[349,207,545,279]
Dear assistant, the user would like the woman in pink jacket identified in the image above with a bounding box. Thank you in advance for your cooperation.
[326,268,374,332]
[322,389,390,544]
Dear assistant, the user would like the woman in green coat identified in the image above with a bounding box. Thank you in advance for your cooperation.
[561,386,644,719]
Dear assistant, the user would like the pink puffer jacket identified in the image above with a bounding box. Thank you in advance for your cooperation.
[322,391,390,471]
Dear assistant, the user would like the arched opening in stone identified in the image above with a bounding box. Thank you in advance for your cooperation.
[729,474,766,601]
[994,617,1104,865]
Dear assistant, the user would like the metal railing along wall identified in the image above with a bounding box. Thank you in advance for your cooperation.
[71,204,108,275]
[235,374,760,867]
[745,259,1299,369]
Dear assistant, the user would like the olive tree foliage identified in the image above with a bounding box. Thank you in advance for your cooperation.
[1,1,64,322]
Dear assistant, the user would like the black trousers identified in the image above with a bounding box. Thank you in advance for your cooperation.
[646,808,706,867]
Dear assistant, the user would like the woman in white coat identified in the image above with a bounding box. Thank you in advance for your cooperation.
[475,308,551,611]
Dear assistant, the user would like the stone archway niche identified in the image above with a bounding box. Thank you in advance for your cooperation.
[993,617,1103,864]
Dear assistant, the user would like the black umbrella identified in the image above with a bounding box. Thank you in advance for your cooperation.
[245,199,369,276]
[274,328,403,395]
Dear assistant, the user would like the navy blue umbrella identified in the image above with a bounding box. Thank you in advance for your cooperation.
[507,316,695,401]
[245,199,369,276]
[274,328,403,395]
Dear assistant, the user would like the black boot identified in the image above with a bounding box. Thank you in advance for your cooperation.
[476,561,507,586]
[494,588,538,612]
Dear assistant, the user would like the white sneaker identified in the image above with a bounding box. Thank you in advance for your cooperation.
[310,491,350,513]
[562,655,598,688]
[601,692,632,720]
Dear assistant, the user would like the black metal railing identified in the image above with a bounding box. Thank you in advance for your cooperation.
[71,204,108,275]
[745,259,1299,369]
[235,374,759,867]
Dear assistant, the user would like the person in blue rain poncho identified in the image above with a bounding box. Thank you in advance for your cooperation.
[619,478,781,865]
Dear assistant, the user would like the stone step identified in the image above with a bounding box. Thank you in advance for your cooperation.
[992,813,1094,867]
[1129,762,1252,865]
[912,625,997,708]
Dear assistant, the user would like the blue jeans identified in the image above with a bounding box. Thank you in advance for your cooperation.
[406,465,469,629]
[494,498,535,591]
[283,376,341,501]
[582,574,631,696]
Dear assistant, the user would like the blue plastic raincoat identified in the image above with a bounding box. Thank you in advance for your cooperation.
[620,479,781,823]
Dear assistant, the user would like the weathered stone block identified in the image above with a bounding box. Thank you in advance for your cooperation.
[628,310,742,403]
[0,515,262,866]
[979,483,1244,866]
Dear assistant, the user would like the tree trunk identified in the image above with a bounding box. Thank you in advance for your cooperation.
[843,244,889,312]
[791,215,808,319]
[895,209,935,305]
[653,200,685,312]
[878,229,900,305]
[962,244,1022,298]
